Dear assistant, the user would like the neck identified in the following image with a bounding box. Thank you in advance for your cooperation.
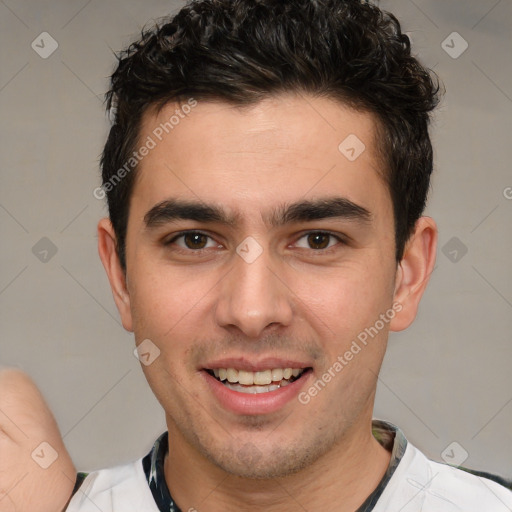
[164,418,391,512]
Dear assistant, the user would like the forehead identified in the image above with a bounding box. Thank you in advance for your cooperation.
[132,94,389,224]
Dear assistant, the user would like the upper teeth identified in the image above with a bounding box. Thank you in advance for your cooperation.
[212,368,303,385]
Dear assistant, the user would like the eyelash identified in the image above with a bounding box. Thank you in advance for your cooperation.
[164,230,347,254]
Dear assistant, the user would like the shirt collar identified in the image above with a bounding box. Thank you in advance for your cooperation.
[142,419,408,512]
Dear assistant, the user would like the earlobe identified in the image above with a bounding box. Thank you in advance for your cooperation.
[97,218,134,332]
[390,216,437,332]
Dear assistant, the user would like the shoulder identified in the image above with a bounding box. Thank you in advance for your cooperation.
[66,458,159,512]
[374,441,512,511]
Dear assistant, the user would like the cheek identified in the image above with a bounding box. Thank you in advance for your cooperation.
[128,261,203,339]
[296,261,393,338]
[128,263,218,392]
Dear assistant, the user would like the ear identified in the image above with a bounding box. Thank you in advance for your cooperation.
[389,216,437,332]
[97,218,134,332]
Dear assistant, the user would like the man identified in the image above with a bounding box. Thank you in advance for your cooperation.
[1,0,511,511]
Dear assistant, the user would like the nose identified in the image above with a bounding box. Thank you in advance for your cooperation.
[214,243,293,338]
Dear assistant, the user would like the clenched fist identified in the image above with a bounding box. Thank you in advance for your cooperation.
[0,368,76,512]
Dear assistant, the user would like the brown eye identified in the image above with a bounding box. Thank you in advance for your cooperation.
[294,231,344,252]
[183,232,209,249]
[166,231,217,250]
[307,232,331,249]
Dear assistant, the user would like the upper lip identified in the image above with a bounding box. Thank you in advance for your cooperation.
[202,357,312,372]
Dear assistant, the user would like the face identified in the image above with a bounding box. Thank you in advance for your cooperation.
[100,94,426,479]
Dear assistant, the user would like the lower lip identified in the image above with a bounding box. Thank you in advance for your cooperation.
[202,369,312,416]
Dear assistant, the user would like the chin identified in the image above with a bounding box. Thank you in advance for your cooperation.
[202,436,333,480]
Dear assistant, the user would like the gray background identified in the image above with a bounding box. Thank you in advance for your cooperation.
[1,0,511,477]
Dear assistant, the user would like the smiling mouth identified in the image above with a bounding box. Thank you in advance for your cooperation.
[206,367,311,394]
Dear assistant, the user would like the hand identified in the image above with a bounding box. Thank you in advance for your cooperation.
[0,368,76,512]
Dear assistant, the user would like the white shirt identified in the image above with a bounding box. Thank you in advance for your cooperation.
[66,421,512,511]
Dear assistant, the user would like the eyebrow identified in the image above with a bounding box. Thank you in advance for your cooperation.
[143,197,372,229]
